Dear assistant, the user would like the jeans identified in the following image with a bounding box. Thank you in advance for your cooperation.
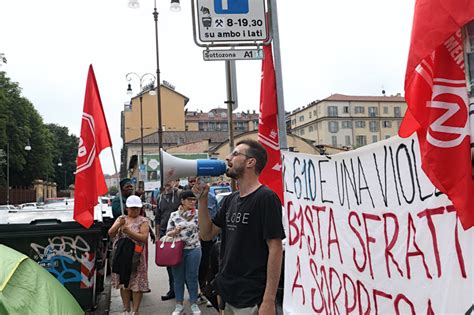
[172,247,202,303]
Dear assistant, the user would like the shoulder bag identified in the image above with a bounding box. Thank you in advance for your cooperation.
[155,235,184,267]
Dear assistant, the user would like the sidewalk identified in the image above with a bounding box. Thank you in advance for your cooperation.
[108,239,218,315]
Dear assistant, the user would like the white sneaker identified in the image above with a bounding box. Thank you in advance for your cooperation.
[120,311,131,315]
[191,303,201,315]
[172,304,184,315]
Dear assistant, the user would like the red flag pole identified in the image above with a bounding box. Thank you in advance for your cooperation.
[463,22,474,173]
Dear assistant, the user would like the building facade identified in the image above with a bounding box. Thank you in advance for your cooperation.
[287,94,407,148]
[122,84,189,144]
[185,108,259,133]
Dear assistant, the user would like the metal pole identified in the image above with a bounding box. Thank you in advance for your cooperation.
[225,60,237,191]
[269,0,288,151]
[153,0,164,188]
[139,95,144,165]
[225,60,235,151]
[6,142,9,205]
[64,170,67,191]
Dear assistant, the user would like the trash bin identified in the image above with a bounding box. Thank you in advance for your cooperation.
[0,208,106,311]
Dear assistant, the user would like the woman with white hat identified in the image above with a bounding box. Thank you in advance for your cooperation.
[109,195,150,315]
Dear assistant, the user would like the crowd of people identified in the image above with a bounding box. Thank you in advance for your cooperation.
[107,139,285,315]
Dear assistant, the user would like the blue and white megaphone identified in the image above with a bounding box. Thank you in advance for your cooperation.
[161,149,227,184]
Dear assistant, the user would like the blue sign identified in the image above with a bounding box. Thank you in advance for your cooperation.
[131,177,137,185]
[214,0,249,14]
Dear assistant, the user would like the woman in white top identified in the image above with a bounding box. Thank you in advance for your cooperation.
[166,190,202,315]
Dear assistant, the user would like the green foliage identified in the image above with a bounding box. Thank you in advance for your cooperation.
[108,186,118,196]
[46,124,79,190]
[0,71,78,187]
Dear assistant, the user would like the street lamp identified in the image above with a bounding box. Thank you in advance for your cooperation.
[57,160,67,191]
[1,141,31,205]
[129,0,179,188]
[125,72,157,169]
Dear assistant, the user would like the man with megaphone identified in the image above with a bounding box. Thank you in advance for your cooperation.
[195,139,285,315]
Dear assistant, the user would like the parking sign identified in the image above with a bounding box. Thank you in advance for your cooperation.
[195,0,268,44]
[214,0,249,14]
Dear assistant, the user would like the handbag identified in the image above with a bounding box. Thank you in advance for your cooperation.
[155,235,184,267]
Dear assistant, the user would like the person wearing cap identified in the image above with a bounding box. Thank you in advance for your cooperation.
[109,195,150,315]
[112,178,134,219]
[166,190,202,315]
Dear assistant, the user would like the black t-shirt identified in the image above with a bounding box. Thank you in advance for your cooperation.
[212,185,286,308]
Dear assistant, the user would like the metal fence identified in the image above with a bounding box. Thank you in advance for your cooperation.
[0,186,36,205]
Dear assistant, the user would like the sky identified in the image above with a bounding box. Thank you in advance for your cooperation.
[0,0,415,175]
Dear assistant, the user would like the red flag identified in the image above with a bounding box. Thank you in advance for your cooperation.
[399,0,474,229]
[258,45,284,204]
[74,65,112,228]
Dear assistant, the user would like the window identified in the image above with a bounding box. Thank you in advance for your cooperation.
[369,120,378,132]
[208,112,214,118]
[385,135,391,139]
[328,106,338,117]
[309,125,314,132]
[235,121,245,130]
[356,136,367,146]
[372,135,378,143]
[328,121,339,133]
[355,106,365,114]
[313,110,317,117]
[355,121,366,128]
[300,128,305,135]
[221,112,227,118]
[341,121,353,129]
[382,120,392,128]
[383,106,388,114]
[394,107,401,117]
[309,111,312,119]
[343,106,349,114]
[292,119,296,125]
[345,135,351,146]
[299,115,304,122]
[331,136,338,147]
[368,107,378,117]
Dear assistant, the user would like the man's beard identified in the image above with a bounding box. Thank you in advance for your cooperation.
[226,164,244,179]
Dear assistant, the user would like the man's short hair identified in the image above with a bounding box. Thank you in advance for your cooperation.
[120,178,132,189]
[236,139,267,175]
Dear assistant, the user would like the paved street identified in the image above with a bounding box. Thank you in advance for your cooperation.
[108,238,218,315]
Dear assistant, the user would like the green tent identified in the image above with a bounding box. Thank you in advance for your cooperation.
[0,245,83,315]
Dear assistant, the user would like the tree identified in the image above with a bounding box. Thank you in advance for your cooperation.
[108,186,118,196]
[0,72,78,188]
[46,124,79,190]
[0,72,54,187]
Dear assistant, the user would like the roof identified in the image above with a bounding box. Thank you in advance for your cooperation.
[130,84,190,105]
[325,93,405,102]
[289,93,406,116]
[127,130,245,147]
[185,109,259,121]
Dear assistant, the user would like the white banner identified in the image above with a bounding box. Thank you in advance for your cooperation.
[282,135,473,314]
